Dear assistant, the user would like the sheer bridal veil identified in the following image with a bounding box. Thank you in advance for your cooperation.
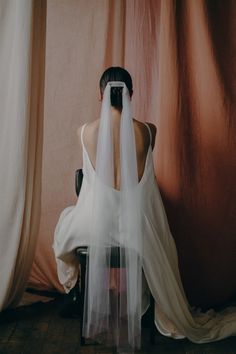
[82,81,143,351]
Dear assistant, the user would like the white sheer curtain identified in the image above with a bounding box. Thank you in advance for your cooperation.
[0,0,46,310]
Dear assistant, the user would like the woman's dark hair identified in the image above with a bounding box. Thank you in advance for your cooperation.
[99,67,133,110]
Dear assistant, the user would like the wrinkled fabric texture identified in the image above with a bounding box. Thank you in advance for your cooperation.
[0,0,46,310]
[31,0,236,310]
[80,82,143,349]
[53,118,236,343]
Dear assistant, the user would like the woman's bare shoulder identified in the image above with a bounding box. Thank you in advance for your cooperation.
[76,119,100,137]
[133,118,156,129]
[133,119,157,149]
[145,121,157,132]
[146,122,157,138]
[146,122,157,149]
[76,125,82,138]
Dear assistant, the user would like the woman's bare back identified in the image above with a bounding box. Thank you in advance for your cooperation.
[77,113,156,189]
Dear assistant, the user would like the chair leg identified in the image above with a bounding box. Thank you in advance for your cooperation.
[150,294,155,345]
[80,262,86,346]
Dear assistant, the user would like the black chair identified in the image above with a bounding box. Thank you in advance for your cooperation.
[75,168,156,346]
[75,168,84,196]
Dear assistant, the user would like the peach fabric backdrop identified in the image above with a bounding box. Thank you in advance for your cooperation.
[0,0,46,310]
[29,0,236,309]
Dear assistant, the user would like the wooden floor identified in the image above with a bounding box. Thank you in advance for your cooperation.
[0,294,236,354]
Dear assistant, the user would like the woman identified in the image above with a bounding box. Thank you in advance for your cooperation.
[53,67,236,350]
[76,68,156,189]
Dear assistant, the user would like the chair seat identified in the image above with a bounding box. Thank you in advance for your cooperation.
[76,246,129,268]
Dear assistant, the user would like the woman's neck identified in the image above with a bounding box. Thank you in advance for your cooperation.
[111,107,122,120]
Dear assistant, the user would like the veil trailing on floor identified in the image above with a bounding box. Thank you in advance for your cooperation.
[82,81,143,350]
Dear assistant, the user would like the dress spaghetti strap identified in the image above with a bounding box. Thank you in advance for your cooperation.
[144,122,152,146]
[80,123,88,150]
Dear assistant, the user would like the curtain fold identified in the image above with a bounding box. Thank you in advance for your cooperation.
[28,0,126,292]
[0,0,46,310]
[29,0,236,309]
[155,0,236,308]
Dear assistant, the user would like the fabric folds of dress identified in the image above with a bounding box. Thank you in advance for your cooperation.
[53,86,236,347]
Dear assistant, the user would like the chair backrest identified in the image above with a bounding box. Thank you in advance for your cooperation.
[76,246,127,268]
[75,169,83,196]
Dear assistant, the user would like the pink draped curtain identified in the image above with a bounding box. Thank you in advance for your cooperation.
[0,0,46,310]
[29,0,236,309]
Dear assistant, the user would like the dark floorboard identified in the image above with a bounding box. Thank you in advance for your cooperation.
[0,296,236,354]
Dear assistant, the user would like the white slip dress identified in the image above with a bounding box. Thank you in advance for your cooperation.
[53,122,236,343]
